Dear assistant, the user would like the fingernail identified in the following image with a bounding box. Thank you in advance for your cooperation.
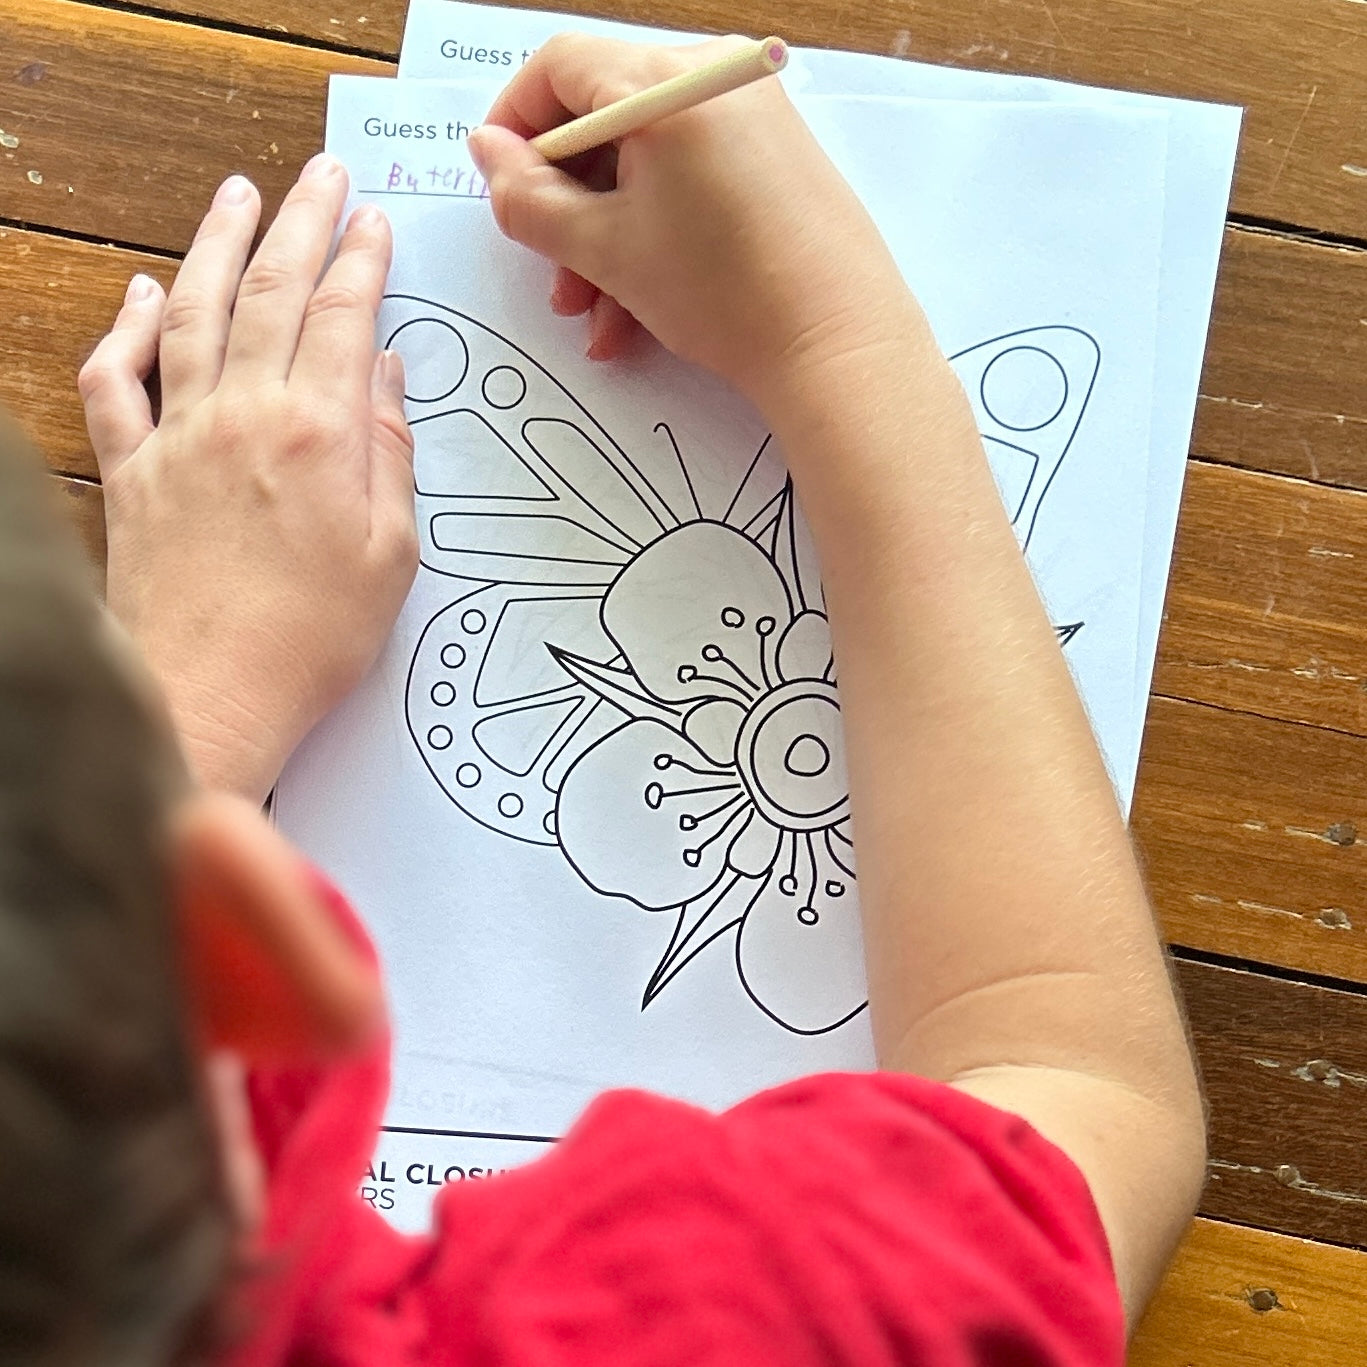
[466,128,490,175]
[124,273,157,305]
[376,349,407,405]
[350,202,384,231]
[214,174,254,207]
[302,152,343,181]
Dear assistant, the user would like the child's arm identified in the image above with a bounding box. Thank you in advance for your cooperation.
[469,37,1205,1320]
[79,158,417,805]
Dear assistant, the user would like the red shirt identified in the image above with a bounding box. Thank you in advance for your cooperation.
[226,884,1124,1365]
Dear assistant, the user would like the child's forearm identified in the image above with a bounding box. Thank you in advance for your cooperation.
[750,308,1205,1317]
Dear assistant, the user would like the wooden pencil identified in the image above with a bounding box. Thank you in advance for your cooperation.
[528,37,789,162]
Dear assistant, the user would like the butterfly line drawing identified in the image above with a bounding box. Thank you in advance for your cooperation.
[394,295,1100,1035]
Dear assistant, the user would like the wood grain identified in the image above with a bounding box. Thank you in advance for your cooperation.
[111,0,404,55]
[1156,462,1367,736]
[1195,229,1367,493]
[1132,1217,1367,1367]
[0,0,388,251]
[1135,698,1367,983]
[1179,958,1367,1248]
[57,0,1367,239]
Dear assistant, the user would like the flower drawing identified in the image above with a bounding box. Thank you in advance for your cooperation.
[549,519,865,1035]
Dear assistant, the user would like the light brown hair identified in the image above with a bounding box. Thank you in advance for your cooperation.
[0,422,228,1364]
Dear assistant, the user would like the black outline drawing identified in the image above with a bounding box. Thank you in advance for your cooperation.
[392,296,1100,1036]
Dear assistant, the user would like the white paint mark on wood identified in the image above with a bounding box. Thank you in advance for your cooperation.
[1209,1157,1367,1207]
[1237,899,1303,921]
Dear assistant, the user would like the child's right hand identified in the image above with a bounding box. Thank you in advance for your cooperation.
[468,35,921,403]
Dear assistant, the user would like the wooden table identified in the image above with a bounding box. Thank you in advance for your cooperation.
[2,0,1365,1359]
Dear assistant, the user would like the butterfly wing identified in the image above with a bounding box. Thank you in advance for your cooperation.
[382,294,679,586]
[407,582,634,845]
[950,326,1100,551]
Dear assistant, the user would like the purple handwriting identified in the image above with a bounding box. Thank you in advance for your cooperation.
[382,162,490,198]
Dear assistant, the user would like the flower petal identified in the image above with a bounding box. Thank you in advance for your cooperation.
[735,829,866,1034]
[556,718,744,910]
[776,609,833,683]
[603,522,792,706]
[683,698,745,767]
[726,813,782,877]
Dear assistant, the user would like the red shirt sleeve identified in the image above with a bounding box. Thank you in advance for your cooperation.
[413,1072,1124,1366]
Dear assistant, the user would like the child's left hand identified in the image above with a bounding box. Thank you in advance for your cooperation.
[80,157,417,803]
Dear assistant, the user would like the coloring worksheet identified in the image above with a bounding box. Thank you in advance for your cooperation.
[272,69,1178,1230]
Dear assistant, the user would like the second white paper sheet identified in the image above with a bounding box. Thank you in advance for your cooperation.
[273,73,1166,1230]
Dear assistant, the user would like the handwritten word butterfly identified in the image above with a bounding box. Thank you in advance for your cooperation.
[395,296,1098,1035]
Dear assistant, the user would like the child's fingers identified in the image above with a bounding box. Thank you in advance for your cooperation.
[158,175,261,420]
[78,274,167,479]
[290,204,393,407]
[550,266,598,317]
[468,125,607,280]
[484,32,682,136]
[222,154,349,386]
[367,349,418,561]
[585,292,642,361]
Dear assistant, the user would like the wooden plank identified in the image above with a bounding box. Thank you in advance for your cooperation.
[1195,229,1367,493]
[1132,1217,1367,1367]
[1179,957,1367,1248]
[1155,462,1367,737]
[0,0,388,252]
[4,0,1366,247]
[1135,698,1367,983]
[119,0,404,55]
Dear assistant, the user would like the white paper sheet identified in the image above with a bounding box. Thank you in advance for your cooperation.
[272,72,1169,1230]
[399,0,1243,790]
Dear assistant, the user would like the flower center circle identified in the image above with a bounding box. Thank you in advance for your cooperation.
[784,734,830,777]
[735,680,848,831]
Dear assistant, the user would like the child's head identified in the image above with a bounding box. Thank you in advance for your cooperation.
[0,423,382,1364]
[0,421,230,1362]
